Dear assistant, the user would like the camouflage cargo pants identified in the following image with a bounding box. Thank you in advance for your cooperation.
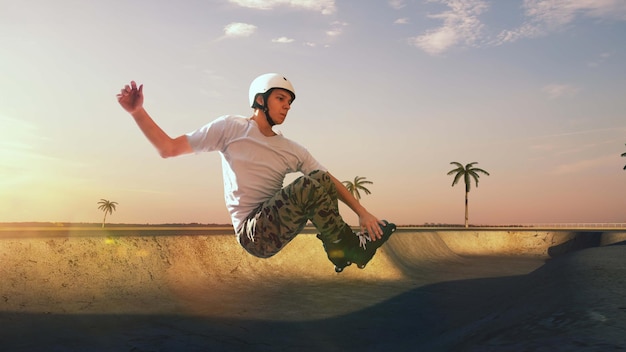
[237,170,350,258]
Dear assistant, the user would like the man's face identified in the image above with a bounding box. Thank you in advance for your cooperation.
[265,89,293,125]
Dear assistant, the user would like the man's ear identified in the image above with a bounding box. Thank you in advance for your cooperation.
[255,94,265,108]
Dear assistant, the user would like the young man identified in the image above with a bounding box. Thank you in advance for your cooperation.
[117,73,395,272]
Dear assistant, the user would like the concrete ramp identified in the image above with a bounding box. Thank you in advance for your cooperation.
[1,228,624,350]
[0,230,461,316]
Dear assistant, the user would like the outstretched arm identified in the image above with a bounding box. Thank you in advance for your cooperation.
[117,81,193,158]
[328,173,385,241]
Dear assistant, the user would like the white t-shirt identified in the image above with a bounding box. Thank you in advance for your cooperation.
[186,115,327,230]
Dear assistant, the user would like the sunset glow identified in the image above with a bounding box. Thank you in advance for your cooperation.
[1,0,625,225]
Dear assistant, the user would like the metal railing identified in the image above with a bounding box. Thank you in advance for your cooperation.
[491,223,626,229]
[404,223,626,230]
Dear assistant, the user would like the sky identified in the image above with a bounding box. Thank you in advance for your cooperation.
[1,0,625,226]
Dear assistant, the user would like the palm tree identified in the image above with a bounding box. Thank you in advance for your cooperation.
[447,162,490,228]
[622,144,626,170]
[342,176,373,200]
[97,199,118,228]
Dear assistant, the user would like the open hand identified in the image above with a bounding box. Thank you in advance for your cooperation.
[117,81,143,114]
[359,212,386,241]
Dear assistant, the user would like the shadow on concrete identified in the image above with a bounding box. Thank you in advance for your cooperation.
[3,245,624,352]
[0,275,527,352]
[547,232,603,258]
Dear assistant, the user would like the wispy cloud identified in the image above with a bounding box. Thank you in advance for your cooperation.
[326,21,348,38]
[588,52,611,68]
[409,0,488,55]
[411,0,626,55]
[495,0,626,45]
[529,127,625,141]
[552,155,615,175]
[224,1,341,46]
[272,36,295,43]
[528,127,626,164]
[389,0,407,10]
[326,29,342,37]
[302,21,346,48]
[541,83,581,99]
[220,22,257,40]
[394,18,409,25]
[229,0,336,15]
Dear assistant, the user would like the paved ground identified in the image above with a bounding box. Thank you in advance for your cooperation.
[1,228,625,351]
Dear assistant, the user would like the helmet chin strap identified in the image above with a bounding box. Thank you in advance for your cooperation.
[263,107,276,126]
[260,91,276,126]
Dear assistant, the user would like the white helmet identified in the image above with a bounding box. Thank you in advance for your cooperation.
[248,73,296,108]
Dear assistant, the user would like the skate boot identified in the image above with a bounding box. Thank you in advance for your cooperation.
[317,220,396,273]
[317,224,362,273]
[344,220,396,270]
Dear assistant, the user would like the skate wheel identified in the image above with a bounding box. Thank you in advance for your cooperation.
[335,266,344,273]
[357,264,366,269]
